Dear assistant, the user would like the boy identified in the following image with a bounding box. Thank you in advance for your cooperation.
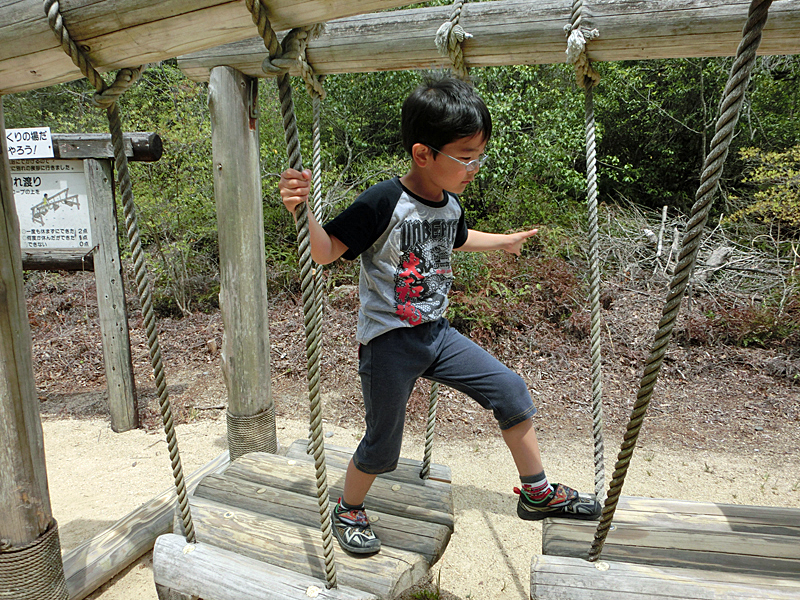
[279,76,600,555]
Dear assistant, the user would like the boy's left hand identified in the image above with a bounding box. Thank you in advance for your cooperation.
[504,229,538,256]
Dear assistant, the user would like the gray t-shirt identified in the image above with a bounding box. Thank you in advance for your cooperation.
[324,177,469,344]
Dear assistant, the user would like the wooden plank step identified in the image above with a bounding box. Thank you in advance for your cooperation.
[154,533,378,599]
[285,439,452,484]
[194,472,451,565]
[188,495,428,598]
[617,496,800,530]
[530,555,800,600]
[224,452,454,530]
[542,496,800,579]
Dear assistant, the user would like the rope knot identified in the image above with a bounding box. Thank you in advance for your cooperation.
[91,66,145,108]
[435,21,473,56]
[565,24,601,89]
[260,24,326,98]
[435,0,472,81]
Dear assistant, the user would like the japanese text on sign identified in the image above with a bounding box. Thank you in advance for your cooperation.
[5,127,54,160]
[11,159,93,250]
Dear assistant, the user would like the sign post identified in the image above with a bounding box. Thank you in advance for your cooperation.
[6,132,163,433]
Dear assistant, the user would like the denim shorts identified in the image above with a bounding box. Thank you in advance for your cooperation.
[353,318,536,474]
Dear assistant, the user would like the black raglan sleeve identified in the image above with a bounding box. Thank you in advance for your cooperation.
[452,195,469,249]
[323,179,401,260]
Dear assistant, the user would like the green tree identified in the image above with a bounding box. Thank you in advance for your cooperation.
[730,144,800,234]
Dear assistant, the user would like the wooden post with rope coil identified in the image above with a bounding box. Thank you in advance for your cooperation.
[0,96,70,600]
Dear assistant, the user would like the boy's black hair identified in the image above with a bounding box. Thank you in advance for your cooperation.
[401,76,492,155]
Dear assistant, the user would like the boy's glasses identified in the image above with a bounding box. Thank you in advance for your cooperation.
[426,145,488,173]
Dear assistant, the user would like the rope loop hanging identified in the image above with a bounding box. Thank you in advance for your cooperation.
[565,0,606,502]
[245,0,337,589]
[42,0,195,543]
[589,0,773,561]
[435,0,472,81]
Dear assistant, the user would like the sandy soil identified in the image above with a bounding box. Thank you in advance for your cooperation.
[44,408,799,600]
[26,270,800,598]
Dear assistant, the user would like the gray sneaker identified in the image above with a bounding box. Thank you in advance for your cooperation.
[516,483,601,521]
[331,499,381,554]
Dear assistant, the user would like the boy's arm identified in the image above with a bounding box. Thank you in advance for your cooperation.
[455,229,538,256]
[279,168,348,265]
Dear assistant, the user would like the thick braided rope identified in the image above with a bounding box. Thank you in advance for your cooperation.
[584,86,606,501]
[566,0,605,502]
[306,91,326,451]
[435,0,472,81]
[0,521,67,599]
[589,0,772,561]
[245,1,337,587]
[420,381,440,479]
[278,71,337,589]
[43,0,195,542]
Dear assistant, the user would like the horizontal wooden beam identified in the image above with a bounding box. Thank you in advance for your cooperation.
[51,132,162,162]
[21,249,95,271]
[178,0,800,82]
[0,0,413,94]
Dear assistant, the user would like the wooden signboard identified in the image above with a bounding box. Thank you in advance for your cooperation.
[7,132,162,433]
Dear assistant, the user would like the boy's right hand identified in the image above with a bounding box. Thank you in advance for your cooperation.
[279,168,312,215]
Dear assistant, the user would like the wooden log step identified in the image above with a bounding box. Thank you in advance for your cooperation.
[188,495,429,598]
[154,533,378,600]
[224,452,454,530]
[285,439,452,484]
[193,472,451,565]
[542,496,800,579]
[530,554,800,600]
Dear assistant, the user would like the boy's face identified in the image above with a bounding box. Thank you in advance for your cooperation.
[428,133,487,195]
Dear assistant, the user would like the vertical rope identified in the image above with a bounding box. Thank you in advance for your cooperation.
[566,0,605,502]
[277,70,336,589]
[584,86,605,501]
[43,0,195,542]
[311,94,326,432]
[420,381,440,479]
[589,0,773,561]
[245,1,336,585]
[426,0,476,475]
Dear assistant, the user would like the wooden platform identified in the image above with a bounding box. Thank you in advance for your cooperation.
[153,440,454,599]
[533,495,800,599]
[531,555,800,600]
[542,496,800,577]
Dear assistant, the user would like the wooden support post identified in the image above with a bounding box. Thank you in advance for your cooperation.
[0,96,68,596]
[208,67,275,457]
[84,158,137,432]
